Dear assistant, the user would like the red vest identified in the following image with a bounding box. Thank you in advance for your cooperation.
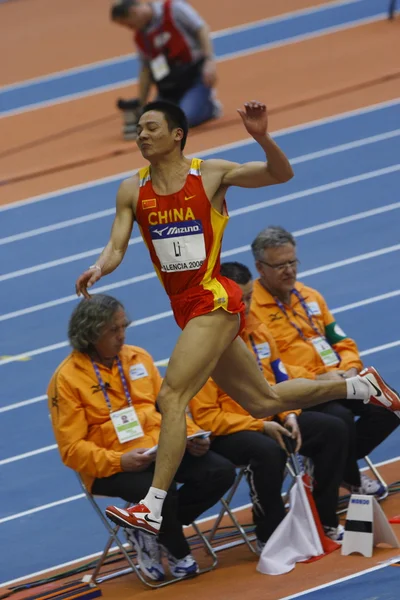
[135,0,192,64]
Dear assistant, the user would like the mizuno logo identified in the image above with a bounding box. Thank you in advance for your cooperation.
[167,224,200,235]
[152,226,169,236]
[269,312,283,322]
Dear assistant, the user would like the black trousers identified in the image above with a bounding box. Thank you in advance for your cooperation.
[306,400,399,486]
[210,411,348,543]
[92,450,235,558]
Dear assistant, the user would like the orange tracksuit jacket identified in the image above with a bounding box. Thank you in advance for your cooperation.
[189,313,306,436]
[47,345,200,491]
[250,280,363,376]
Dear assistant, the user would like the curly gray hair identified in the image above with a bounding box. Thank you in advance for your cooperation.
[251,226,296,262]
[68,295,126,352]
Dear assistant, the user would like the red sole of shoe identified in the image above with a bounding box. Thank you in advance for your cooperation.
[367,367,400,412]
[105,509,159,536]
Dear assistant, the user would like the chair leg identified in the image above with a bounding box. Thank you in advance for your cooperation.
[207,468,245,544]
[364,455,389,500]
[208,467,257,553]
[75,472,217,588]
[191,521,218,572]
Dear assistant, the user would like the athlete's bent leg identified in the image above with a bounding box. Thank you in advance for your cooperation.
[212,338,400,419]
[105,309,241,534]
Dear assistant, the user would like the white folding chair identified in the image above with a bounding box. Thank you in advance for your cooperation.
[75,473,218,589]
[208,466,257,554]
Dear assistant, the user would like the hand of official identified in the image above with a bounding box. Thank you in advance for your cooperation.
[284,414,302,453]
[315,370,346,381]
[263,421,291,452]
[202,58,217,87]
[186,436,210,457]
[121,448,155,472]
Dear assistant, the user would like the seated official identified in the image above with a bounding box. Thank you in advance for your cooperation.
[250,226,399,497]
[190,262,349,552]
[48,294,235,581]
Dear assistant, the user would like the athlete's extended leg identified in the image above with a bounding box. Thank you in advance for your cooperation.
[105,309,241,533]
[211,337,400,419]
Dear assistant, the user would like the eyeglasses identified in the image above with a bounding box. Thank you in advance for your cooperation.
[258,259,300,273]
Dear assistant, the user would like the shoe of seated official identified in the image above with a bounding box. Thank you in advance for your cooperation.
[343,474,387,499]
[125,529,165,581]
[358,367,400,417]
[256,539,266,556]
[105,501,162,535]
[323,524,344,542]
[162,548,199,579]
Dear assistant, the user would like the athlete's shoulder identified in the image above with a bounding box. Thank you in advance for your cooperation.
[117,172,140,204]
[201,158,237,171]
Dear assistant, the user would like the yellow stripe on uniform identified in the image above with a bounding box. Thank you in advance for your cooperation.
[189,157,202,176]
[139,166,151,187]
[201,201,229,310]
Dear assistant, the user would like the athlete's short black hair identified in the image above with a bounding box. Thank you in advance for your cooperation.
[141,100,189,150]
[220,262,253,285]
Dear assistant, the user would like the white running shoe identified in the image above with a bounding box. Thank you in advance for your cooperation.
[126,529,165,581]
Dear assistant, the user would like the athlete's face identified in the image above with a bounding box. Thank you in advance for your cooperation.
[94,309,130,360]
[137,111,183,159]
[238,280,254,318]
[256,243,298,300]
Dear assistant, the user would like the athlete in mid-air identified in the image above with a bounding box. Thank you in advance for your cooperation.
[75,100,400,536]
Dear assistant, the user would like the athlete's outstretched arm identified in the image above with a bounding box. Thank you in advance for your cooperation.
[75,178,135,298]
[216,101,294,189]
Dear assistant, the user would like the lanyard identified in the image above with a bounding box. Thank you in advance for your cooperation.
[249,335,264,373]
[91,357,132,412]
[274,289,341,363]
[274,289,324,342]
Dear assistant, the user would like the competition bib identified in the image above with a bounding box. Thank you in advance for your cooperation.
[150,219,206,272]
[150,54,170,82]
[254,342,271,360]
[111,406,144,444]
[310,336,340,366]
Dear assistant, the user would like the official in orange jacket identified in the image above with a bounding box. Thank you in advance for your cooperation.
[250,225,399,497]
[48,294,235,581]
[190,262,349,551]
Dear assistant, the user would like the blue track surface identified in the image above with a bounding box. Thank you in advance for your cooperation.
[0,0,389,114]
[1,99,399,586]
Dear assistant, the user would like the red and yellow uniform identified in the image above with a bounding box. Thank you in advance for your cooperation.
[135,157,245,330]
[47,345,201,492]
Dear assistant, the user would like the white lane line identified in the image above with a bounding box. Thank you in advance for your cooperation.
[1,97,398,213]
[1,289,400,413]
[0,163,398,323]
[0,451,398,530]
[5,197,400,284]
[0,246,399,367]
[1,127,398,256]
[0,0,362,92]
[3,448,398,590]
[279,557,400,600]
[1,4,383,119]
